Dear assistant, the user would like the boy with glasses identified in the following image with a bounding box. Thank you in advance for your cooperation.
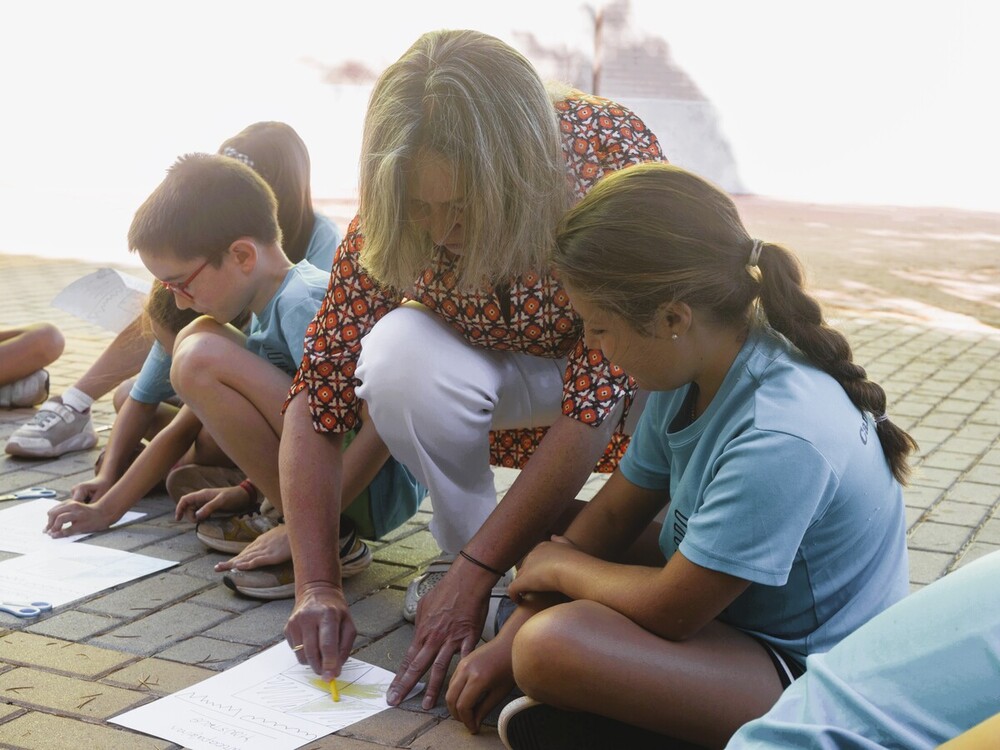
[46,154,422,597]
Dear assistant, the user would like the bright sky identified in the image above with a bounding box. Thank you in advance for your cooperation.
[2,0,996,265]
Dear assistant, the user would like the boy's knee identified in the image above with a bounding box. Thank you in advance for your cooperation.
[112,380,134,412]
[170,328,230,395]
[33,323,64,362]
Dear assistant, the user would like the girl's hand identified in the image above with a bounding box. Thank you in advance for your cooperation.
[69,476,114,505]
[446,638,517,734]
[45,500,116,538]
[215,524,290,572]
[508,541,582,601]
[175,484,255,522]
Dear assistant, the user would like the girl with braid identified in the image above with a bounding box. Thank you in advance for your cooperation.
[448,163,915,749]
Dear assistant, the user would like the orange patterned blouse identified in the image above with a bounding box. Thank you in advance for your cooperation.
[288,94,664,472]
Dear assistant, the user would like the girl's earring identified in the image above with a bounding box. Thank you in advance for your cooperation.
[671,333,678,340]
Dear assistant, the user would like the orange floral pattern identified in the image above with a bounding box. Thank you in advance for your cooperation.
[288,94,664,471]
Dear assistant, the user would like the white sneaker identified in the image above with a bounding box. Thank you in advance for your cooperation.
[0,369,49,408]
[5,396,98,458]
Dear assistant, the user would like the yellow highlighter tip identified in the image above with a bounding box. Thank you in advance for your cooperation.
[329,679,340,702]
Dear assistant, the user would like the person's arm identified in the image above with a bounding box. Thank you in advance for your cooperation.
[387,409,619,708]
[70,396,158,504]
[446,469,664,732]
[74,316,153,400]
[46,406,202,536]
[281,391,354,681]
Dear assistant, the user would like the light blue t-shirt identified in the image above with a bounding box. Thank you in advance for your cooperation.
[129,215,338,403]
[305,213,339,272]
[129,339,175,404]
[245,260,329,376]
[727,551,1000,749]
[619,327,908,664]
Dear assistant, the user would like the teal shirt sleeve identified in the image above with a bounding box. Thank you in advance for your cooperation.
[128,340,176,404]
[304,213,340,272]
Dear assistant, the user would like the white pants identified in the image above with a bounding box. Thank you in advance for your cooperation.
[356,304,564,553]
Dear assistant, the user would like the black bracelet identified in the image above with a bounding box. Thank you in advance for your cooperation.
[459,550,505,578]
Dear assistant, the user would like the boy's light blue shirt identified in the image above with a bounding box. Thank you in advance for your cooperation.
[619,327,909,664]
[130,213,338,403]
[246,260,329,376]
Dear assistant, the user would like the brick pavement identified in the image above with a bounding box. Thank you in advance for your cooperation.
[1,247,999,749]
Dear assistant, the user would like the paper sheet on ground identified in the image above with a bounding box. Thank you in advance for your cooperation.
[51,267,151,333]
[0,542,175,607]
[111,643,425,750]
[0,498,145,554]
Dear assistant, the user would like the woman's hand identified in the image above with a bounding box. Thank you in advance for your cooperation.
[175,484,255,522]
[446,637,517,734]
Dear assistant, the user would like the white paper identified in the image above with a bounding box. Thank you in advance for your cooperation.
[0,543,176,607]
[50,268,151,333]
[111,643,424,750]
[0,498,146,554]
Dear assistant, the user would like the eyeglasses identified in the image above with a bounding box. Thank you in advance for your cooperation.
[160,259,211,300]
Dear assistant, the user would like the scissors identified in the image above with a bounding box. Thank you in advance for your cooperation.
[0,487,58,501]
[0,601,53,618]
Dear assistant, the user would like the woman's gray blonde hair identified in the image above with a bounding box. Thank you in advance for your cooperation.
[359,29,568,292]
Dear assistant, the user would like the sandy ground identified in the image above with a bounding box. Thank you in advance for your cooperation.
[316,196,1000,332]
[734,197,1000,333]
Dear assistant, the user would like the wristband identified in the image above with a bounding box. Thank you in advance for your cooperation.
[238,479,258,505]
[459,549,505,578]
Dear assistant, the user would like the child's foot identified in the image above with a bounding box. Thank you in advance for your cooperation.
[221,518,372,600]
[5,394,98,457]
[0,369,49,409]
[196,499,281,554]
[166,464,247,505]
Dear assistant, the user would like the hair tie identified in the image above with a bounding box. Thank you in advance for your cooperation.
[747,238,764,268]
[222,147,256,170]
[873,412,889,425]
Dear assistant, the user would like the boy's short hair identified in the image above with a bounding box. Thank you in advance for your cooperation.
[128,153,282,265]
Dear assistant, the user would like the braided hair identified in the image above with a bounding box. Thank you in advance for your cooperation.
[553,163,916,483]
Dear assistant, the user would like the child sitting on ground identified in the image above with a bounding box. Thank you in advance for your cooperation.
[45,153,423,601]
[0,323,64,408]
[61,282,234,510]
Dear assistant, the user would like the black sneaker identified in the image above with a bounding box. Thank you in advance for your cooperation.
[498,696,703,750]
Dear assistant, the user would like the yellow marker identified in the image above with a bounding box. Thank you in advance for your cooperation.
[329,679,340,702]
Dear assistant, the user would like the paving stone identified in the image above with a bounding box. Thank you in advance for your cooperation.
[24,610,124,642]
[202,599,294,645]
[173,552,232,580]
[408,717,506,749]
[0,665,148,720]
[0,631,134,679]
[907,466,961,489]
[941,482,1000,506]
[89,602,233,656]
[344,561,416,604]
[137,530,216,563]
[924,500,992,528]
[301,731,397,748]
[154,636,260,671]
[78,572,212,619]
[351,625,417,674]
[907,522,973,553]
[373,529,444,567]
[957,541,1000,568]
[907,549,955,585]
[187,583,265,613]
[101,656,216,695]
[336,706,437,747]
[919,450,979,472]
[902,484,943,509]
[962,463,1000,486]
[976,516,1000,545]
[80,523,178,552]
[350,588,407,638]
[0,710,172,750]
